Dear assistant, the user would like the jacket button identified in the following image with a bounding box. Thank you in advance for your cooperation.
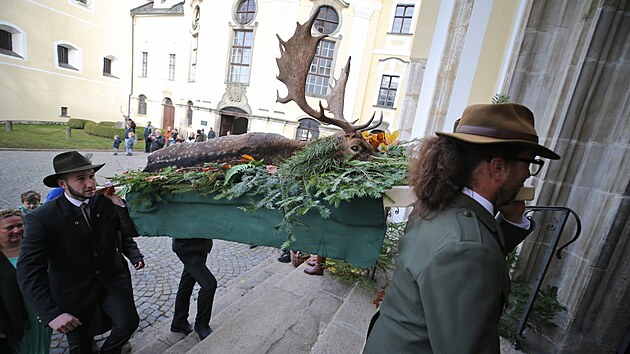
[74,221,79,225]
[94,253,98,258]
[96,213,100,218]
[463,210,472,217]
[96,270,100,275]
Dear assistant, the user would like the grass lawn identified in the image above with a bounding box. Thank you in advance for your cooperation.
[0,123,145,150]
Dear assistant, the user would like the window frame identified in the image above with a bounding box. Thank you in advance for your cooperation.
[295,118,320,141]
[168,54,176,81]
[54,41,82,72]
[305,39,336,97]
[235,0,257,25]
[138,95,147,115]
[0,23,27,60]
[187,101,194,126]
[313,5,339,35]
[376,74,399,108]
[141,51,148,78]
[390,4,414,34]
[227,29,254,84]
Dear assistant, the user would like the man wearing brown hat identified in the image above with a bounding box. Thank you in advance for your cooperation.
[17,151,144,353]
[363,103,560,353]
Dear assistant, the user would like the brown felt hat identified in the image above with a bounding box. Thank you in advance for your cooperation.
[43,151,105,187]
[436,103,560,159]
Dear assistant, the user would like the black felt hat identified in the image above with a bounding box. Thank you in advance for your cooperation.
[43,151,105,187]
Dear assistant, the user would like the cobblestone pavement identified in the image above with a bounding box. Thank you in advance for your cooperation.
[0,150,279,353]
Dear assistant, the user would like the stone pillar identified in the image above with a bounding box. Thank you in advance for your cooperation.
[66,126,71,139]
[505,0,630,352]
[6,121,12,132]
[398,59,426,140]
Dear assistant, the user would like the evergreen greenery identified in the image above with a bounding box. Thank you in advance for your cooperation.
[109,136,410,248]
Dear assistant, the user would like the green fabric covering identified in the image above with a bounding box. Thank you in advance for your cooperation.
[127,192,386,268]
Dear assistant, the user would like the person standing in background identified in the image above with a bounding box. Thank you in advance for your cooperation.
[19,191,42,215]
[207,127,216,139]
[113,134,122,156]
[0,208,53,353]
[143,122,155,153]
[125,132,135,156]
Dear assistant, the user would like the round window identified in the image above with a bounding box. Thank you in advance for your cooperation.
[236,0,257,25]
[313,6,339,35]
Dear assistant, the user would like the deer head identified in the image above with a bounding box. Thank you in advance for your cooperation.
[276,10,382,159]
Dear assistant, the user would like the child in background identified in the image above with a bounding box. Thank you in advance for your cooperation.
[113,134,122,155]
[19,190,41,214]
[126,131,135,156]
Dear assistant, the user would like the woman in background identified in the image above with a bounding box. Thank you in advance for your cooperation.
[0,209,52,353]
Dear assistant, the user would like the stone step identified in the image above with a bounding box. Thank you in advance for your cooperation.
[163,259,297,354]
[129,254,291,354]
[185,263,358,354]
[309,284,377,354]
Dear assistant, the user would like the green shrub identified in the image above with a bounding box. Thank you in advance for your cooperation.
[84,121,125,140]
[97,121,117,127]
[67,118,93,129]
[84,122,144,141]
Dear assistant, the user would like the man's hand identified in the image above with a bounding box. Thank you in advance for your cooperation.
[499,200,526,223]
[49,313,82,334]
[134,260,145,270]
[103,192,126,207]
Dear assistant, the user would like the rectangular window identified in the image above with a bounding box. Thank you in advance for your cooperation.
[58,45,69,65]
[141,52,148,78]
[229,30,253,84]
[103,58,112,75]
[60,107,68,116]
[306,40,335,96]
[168,54,176,81]
[391,5,414,34]
[189,35,198,82]
[0,30,12,51]
[377,75,399,108]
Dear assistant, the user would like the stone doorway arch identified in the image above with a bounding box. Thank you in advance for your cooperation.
[219,107,248,136]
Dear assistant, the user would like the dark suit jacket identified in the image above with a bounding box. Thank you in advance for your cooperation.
[17,194,141,325]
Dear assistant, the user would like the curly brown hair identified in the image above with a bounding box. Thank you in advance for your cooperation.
[408,136,523,220]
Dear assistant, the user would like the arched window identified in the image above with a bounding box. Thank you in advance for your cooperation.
[313,6,339,35]
[55,41,82,71]
[295,118,320,141]
[187,101,193,126]
[138,95,147,115]
[0,23,27,59]
[235,0,257,25]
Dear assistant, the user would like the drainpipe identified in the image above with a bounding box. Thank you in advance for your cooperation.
[128,13,136,120]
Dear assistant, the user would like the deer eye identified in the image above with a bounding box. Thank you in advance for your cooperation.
[351,146,360,152]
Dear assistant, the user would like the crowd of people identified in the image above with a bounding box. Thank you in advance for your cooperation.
[114,119,217,157]
[0,103,559,354]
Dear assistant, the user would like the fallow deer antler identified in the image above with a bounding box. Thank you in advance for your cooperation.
[276,11,381,134]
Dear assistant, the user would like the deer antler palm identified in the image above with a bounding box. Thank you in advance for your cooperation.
[276,11,381,135]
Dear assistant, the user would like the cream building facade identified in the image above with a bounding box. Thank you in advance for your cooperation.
[129,0,426,140]
[0,0,136,123]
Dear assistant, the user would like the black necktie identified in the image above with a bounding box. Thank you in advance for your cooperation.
[80,202,91,228]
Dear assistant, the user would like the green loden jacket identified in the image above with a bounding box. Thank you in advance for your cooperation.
[364,194,532,354]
